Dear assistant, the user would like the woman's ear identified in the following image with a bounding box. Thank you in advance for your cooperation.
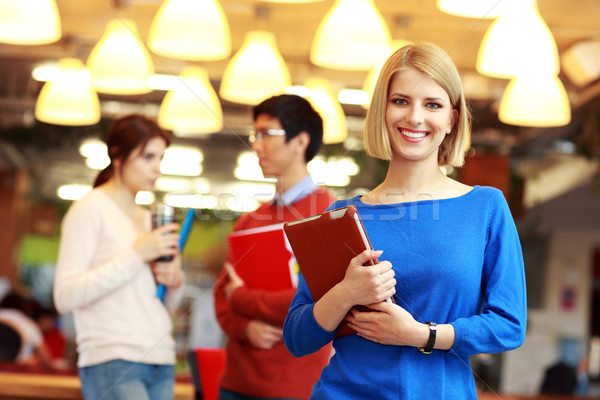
[447,109,459,134]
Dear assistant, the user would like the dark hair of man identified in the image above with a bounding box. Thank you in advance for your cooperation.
[0,293,24,310]
[93,114,172,187]
[253,94,323,162]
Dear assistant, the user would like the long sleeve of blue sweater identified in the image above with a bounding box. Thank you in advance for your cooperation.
[283,186,527,399]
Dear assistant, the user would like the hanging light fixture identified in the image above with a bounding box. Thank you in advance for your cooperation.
[304,78,347,144]
[261,0,325,3]
[219,30,291,105]
[476,0,559,79]
[35,58,101,126]
[0,0,61,45]
[436,0,508,19]
[158,66,223,136]
[147,0,231,61]
[498,73,571,127]
[87,19,154,95]
[561,39,600,87]
[311,0,391,71]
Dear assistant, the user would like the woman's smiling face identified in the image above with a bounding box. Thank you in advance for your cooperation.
[385,67,457,164]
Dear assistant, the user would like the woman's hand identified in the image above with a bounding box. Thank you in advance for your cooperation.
[152,253,184,288]
[345,301,423,346]
[223,262,244,300]
[337,250,396,309]
[312,249,396,333]
[133,223,180,262]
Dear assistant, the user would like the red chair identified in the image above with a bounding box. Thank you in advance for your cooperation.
[193,347,226,400]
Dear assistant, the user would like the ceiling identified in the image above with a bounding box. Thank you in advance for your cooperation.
[1,0,600,204]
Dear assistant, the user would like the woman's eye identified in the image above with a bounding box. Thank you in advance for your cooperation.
[427,103,442,109]
[392,98,408,106]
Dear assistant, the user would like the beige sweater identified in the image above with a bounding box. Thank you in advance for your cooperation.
[54,189,182,367]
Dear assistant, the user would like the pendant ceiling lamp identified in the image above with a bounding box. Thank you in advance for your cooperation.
[158,66,223,136]
[35,58,101,126]
[561,39,600,87]
[476,0,559,79]
[87,19,154,95]
[436,0,508,19]
[498,73,571,127]
[311,0,391,71]
[304,78,348,144]
[0,0,61,45]
[219,30,291,105]
[262,0,324,3]
[148,0,231,61]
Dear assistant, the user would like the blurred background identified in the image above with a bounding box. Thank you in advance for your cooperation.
[0,0,599,397]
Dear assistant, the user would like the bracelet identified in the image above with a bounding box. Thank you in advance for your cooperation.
[418,321,437,354]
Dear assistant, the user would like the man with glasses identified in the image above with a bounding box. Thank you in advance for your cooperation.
[214,94,336,400]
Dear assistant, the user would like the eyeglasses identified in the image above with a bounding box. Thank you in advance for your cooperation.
[249,129,286,144]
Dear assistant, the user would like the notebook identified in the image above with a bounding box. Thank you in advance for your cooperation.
[284,205,385,338]
[227,223,296,291]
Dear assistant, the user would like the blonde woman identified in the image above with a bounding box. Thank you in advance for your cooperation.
[283,43,526,399]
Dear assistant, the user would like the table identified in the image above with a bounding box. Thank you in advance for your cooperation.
[477,393,580,400]
[0,372,195,400]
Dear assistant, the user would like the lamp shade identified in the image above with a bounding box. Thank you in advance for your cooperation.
[498,74,571,127]
[304,78,347,144]
[219,31,291,105]
[261,0,325,3]
[310,0,391,71]
[437,0,507,18]
[476,0,559,78]
[0,0,61,45]
[35,58,101,126]
[148,0,231,61]
[158,66,223,136]
[561,40,600,87]
[87,19,154,95]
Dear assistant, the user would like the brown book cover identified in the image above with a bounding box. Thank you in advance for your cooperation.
[283,205,378,338]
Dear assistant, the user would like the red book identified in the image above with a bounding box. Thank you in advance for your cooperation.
[227,223,296,291]
[284,205,384,338]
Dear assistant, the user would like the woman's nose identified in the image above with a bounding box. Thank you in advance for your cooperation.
[405,106,423,126]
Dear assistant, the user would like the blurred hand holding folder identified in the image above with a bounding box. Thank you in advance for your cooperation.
[227,224,296,291]
[284,205,389,338]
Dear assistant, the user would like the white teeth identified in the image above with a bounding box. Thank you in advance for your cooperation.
[401,129,427,138]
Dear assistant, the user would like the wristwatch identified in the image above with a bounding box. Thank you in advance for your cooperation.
[418,322,437,354]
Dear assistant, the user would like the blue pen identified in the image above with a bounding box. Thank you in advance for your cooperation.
[157,208,195,301]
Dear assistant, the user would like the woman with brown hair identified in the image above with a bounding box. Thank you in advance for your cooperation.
[54,114,184,400]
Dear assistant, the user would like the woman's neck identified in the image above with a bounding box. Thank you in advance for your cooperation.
[367,157,448,204]
[99,180,138,215]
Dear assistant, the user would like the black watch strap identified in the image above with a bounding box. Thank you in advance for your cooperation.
[418,322,437,354]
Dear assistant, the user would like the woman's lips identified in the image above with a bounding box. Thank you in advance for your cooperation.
[399,128,429,143]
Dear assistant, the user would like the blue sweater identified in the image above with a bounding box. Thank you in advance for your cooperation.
[283,186,527,399]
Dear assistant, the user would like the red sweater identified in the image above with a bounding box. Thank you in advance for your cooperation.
[214,187,336,398]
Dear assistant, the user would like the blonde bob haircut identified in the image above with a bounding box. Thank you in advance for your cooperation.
[363,42,471,167]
